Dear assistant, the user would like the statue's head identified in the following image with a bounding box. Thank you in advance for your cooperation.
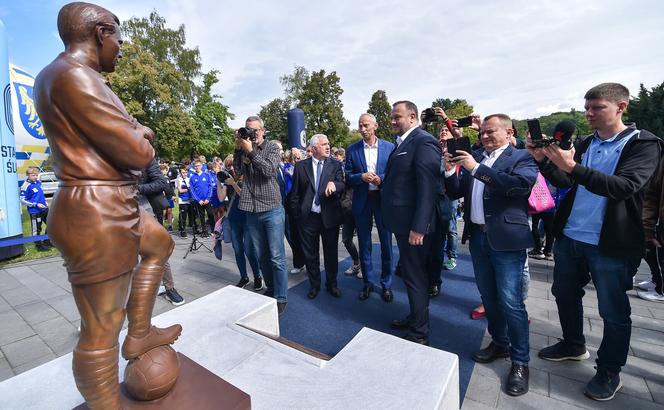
[57,2,122,72]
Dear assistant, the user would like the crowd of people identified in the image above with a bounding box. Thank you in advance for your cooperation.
[24,81,663,402]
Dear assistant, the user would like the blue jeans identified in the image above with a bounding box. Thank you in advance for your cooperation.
[247,207,288,303]
[469,227,530,365]
[229,219,261,281]
[552,235,638,373]
[442,200,459,260]
[355,193,393,289]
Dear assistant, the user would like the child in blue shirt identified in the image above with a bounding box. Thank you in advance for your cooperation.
[189,160,214,236]
[20,167,52,252]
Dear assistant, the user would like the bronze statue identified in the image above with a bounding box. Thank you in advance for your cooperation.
[33,2,181,408]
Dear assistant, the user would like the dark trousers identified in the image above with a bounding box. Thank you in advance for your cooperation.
[341,213,360,263]
[531,212,555,253]
[178,203,195,232]
[285,206,306,269]
[298,212,340,291]
[426,230,445,287]
[356,192,393,289]
[552,235,639,373]
[395,231,437,339]
[194,202,214,233]
[29,210,48,236]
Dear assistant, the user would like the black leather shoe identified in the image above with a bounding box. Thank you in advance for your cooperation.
[307,288,319,299]
[391,318,410,329]
[506,363,529,396]
[277,301,287,315]
[326,287,341,298]
[403,333,429,346]
[429,284,440,297]
[381,288,393,303]
[359,285,373,300]
[472,342,510,363]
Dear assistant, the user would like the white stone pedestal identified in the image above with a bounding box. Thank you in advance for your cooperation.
[0,286,459,409]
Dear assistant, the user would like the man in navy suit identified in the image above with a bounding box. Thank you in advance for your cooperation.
[289,134,346,299]
[446,113,537,397]
[345,113,395,302]
[382,101,442,346]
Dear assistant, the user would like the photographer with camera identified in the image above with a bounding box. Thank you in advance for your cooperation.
[529,83,662,401]
[234,116,289,314]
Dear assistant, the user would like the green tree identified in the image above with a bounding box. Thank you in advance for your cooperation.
[297,70,350,147]
[192,70,235,157]
[431,98,476,141]
[280,66,310,107]
[367,90,393,141]
[259,98,290,146]
[108,11,233,160]
[628,82,664,138]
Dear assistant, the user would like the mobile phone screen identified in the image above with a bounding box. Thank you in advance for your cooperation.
[456,116,473,128]
[527,119,543,141]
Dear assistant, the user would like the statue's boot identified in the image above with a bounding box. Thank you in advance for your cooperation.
[122,264,181,360]
[73,345,121,410]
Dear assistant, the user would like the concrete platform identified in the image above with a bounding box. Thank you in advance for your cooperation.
[0,286,459,409]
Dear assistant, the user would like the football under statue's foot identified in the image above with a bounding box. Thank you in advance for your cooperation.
[122,324,182,360]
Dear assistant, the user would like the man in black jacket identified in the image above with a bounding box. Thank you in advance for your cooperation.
[138,158,185,306]
[529,83,662,401]
[289,134,345,299]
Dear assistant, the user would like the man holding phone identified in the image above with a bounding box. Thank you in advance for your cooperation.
[446,114,537,397]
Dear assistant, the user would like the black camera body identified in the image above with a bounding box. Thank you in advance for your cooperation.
[238,127,257,142]
[422,108,438,124]
[217,169,231,182]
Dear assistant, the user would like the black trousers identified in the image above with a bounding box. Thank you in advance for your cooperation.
[29,210,48,236]
[178,203,195,232]
[194,202,215,232]
[298,212,340,290]
[341,213,360,263]
[286,206,306,269]
[426,230,445,287]
[531,212,555,254]
[395,231,438,339]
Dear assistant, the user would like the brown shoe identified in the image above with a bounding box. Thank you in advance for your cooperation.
[122,324,182,360]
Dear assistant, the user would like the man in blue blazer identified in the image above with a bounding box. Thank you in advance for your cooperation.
[382,101,442,346]
[345,114,395,302]
[446,113,537,397]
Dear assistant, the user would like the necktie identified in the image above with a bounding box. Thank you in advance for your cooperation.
[396,135,402,147]
[314,160,323,206]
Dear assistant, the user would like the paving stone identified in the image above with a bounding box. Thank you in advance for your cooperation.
[465,371,500,407]
[0,310,35,346]
[529,332,549,351]
[0,270,22,292]
[649,306,664,320]
[549,374,661,410]
[1,335,52,368]
[8,268,67,301]
[529,366,549,397]
[645,379,664,405]
[0,357,14,382]
[32,316,78,356]
[15,301,61,326]
[0,295,11,313]
[461,397,496,410]
[13,352,56,374]
[630,339,664,364]
[45,294,80,322]
[497,390,584,410]
[0,286,40,307]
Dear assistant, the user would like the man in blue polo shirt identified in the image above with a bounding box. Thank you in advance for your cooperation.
[189,160,214,237]
[530,83,662,401]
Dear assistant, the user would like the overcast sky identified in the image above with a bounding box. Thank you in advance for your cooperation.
[2,0,663,128]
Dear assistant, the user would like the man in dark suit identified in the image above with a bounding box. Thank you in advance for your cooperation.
[382,101,442,346]
[446,113,537,397]
[345,113,395,302]
[289,134,345,299]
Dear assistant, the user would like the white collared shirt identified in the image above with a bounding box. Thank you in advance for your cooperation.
[396,125,418,147]
[311,157,324,213]
[470,143,510,225]
[363,139,379,190]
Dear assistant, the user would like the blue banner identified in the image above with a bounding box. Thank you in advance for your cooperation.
[287,108,306,149]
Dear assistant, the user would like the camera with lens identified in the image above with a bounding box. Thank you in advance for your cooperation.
[422,108,438,124]
[237,127,257,142]
[217,169,232,182]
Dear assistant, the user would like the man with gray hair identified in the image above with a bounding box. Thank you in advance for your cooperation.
[234,115,289,314]
[289,134,346,299]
